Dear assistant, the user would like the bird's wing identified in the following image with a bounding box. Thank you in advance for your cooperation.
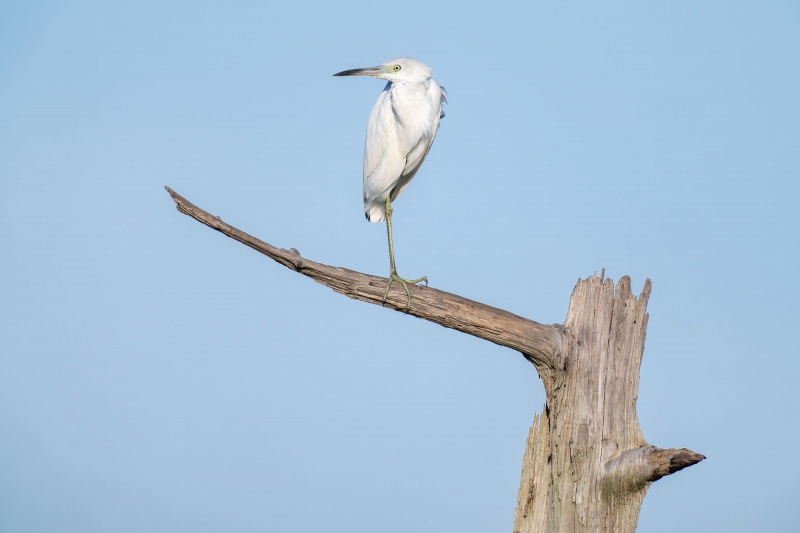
[362,85,406,221]
[391,82,444,201]
[390,112,440,202]
[363,86,392,184]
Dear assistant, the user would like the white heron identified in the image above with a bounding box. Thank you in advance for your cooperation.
[334,56,447,310]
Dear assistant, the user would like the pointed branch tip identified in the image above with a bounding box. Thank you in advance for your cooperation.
[647,447,705,482]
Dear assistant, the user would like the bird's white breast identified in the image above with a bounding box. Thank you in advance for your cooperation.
[362,79,444,222]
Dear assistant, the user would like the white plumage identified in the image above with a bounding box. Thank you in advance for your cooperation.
[335,57,447,221]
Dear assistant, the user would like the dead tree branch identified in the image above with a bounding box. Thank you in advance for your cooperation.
[165,186,558,371]
[165,186,704,533]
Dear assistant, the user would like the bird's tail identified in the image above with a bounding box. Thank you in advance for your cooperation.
[364,202,385,223]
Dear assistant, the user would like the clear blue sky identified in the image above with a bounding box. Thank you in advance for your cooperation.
[1,1,798,532]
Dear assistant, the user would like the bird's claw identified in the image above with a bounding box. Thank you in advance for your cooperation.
[382,272,427,311]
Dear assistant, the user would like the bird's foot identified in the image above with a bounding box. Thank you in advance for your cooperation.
[382,271,428,311]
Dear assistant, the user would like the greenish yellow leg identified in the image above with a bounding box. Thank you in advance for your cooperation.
[381,196,427,311]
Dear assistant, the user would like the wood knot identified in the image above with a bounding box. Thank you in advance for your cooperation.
[288,248,303,269]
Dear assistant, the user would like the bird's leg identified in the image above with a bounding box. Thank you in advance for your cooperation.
[382,196,427,311]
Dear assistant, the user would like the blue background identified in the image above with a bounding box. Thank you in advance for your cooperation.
[2,1,798,531]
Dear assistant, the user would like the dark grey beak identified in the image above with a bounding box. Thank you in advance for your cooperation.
[333,66,382,77]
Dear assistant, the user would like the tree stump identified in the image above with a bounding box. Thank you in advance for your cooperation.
[514,275,703,532]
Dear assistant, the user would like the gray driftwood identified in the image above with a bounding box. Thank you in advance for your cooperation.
[165,186,704,532]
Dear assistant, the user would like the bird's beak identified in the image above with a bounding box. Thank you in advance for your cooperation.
[333,66,383,77]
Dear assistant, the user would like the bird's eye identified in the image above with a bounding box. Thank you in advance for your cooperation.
[393,65,401,72]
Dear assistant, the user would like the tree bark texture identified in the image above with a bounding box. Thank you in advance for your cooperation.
[165,187,704,532]
[513,276,703,532]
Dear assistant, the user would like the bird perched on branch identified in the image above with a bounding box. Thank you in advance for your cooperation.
[334,56,447,310]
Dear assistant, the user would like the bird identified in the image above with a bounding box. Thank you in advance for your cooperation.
[334,57,447,310]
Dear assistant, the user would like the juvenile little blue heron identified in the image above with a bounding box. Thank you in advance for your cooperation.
[334,57,447,310]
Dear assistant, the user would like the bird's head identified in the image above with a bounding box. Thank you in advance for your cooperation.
[333,57,434,83]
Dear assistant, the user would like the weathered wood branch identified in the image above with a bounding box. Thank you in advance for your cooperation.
[603,446,706,495]
[165,186,558,371]
[165,186,704,532]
